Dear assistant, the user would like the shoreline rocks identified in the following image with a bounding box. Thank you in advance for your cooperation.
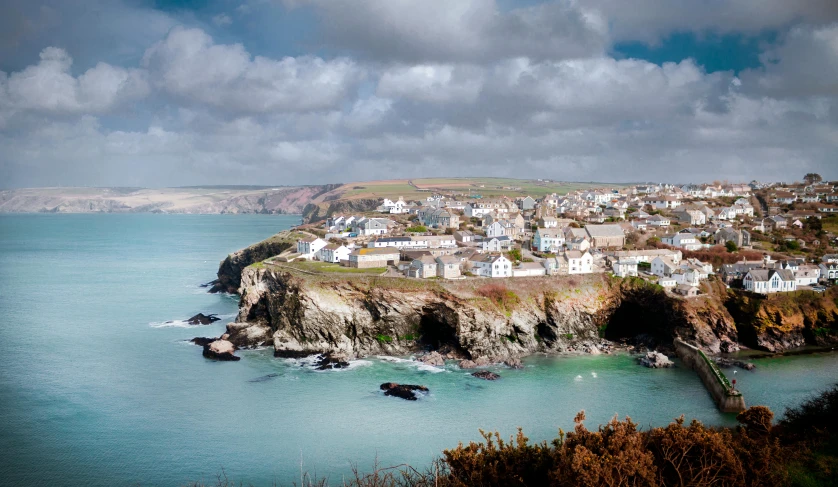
[459,356,492,369]
[417,351,445,367]
[714,357,756,371]
[504,358,523,369]
[380,383,429,400]
[190,337,216,347]
[202,339,240,361]
[314,352,350,370]
[472,371,500,380]
[639,351,674,368]
[187,313,220,325]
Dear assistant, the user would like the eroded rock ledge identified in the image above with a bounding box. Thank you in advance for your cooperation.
[222,264,753,361]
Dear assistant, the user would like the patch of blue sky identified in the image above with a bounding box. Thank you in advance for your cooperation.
[614,31,777,74]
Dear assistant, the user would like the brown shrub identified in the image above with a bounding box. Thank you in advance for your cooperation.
[476,284,521,310]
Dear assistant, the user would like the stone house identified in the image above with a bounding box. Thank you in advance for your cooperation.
[347,248,400,268]
[585,224,625,248]
[407,255,438,278]
[436,255,461,279]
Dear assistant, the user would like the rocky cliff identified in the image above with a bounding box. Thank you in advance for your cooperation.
[0,185,334,214]
[302,198,381,223]
[208,230,309,294]
[724,288,838,352]
[223,266,747,360]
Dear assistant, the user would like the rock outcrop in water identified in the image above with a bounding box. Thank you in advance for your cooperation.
[187,313,220,325]
[202,339,240,361]
[639,351,674,368]
[380,383,429,400]
[472,371,500,380]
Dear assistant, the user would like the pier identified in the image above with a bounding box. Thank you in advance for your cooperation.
[674,338,747,413]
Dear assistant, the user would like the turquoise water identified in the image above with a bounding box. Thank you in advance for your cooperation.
[0,214,836,486]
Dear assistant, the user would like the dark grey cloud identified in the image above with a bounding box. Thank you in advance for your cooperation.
[1,0,838,188]
[287,0,609,63]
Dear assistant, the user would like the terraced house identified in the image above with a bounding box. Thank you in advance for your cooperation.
[417,207,460,229]
[533,228,565,253]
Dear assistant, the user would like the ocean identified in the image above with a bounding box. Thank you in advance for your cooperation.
[1,214,836,486]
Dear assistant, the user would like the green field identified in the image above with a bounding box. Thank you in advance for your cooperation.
[823,215,838,234]
[327,177,625,202]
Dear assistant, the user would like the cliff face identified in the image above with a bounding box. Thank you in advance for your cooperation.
[0,185,333,214]
[724,289,838,352]
[224,268,743,359]
[208,231,309,294]
[302,198,381,223]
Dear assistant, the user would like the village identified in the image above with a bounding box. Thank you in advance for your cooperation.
[281,174,838,298]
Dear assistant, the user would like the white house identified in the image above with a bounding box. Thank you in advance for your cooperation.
[297,237,328,259]
[820,262,838,281]
[661,232,702,251]
[380,197,408,214]
[539,216,559,228]
[482,236,514,252]
[612,259,638,278]
[407,255,439,279]
[485,221,507,238]
[564,250,593,274]
[353,217,392,236]
[566,237,591,252]
[369,235,456,249]
[644,196,681,210]
[674,209,706,226]
[651,256,678,278]
[795,265,820,286]
[470,254,512,278]
[646,215,671,227]
[743,269,797,294]
[533,228,565,253]
[318,243,351,263]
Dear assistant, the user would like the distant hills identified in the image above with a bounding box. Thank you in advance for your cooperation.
[0,178,620,214]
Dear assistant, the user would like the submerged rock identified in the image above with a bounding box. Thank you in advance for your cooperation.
[248,373,280,382]
[639,351,673,368]
[720,340,741,354]
[203,339,240,361]
[418,351,445,367]
[714,357,756,371]
[380,383,429,400]
[459,356,492,369]
[187,313,220,325]
[472,371,500,380]
[314,351,350,370]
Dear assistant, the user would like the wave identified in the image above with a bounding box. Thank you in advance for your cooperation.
[149,312,236,328]
[375,355,448,374]
[280,354,374,372]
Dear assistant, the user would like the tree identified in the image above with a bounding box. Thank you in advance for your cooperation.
[803,173,823,185]
[725,240,738,253]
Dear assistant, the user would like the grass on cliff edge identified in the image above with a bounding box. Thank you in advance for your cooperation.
[286,261,387,275]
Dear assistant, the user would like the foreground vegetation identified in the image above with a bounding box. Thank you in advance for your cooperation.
[188,385,838,487]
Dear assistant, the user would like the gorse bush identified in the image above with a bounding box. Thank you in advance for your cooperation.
[475,284,520,310]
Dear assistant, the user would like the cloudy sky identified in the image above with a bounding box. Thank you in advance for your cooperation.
[1,0,837,188]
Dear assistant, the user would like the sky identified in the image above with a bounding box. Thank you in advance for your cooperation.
[1,0,837,188]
